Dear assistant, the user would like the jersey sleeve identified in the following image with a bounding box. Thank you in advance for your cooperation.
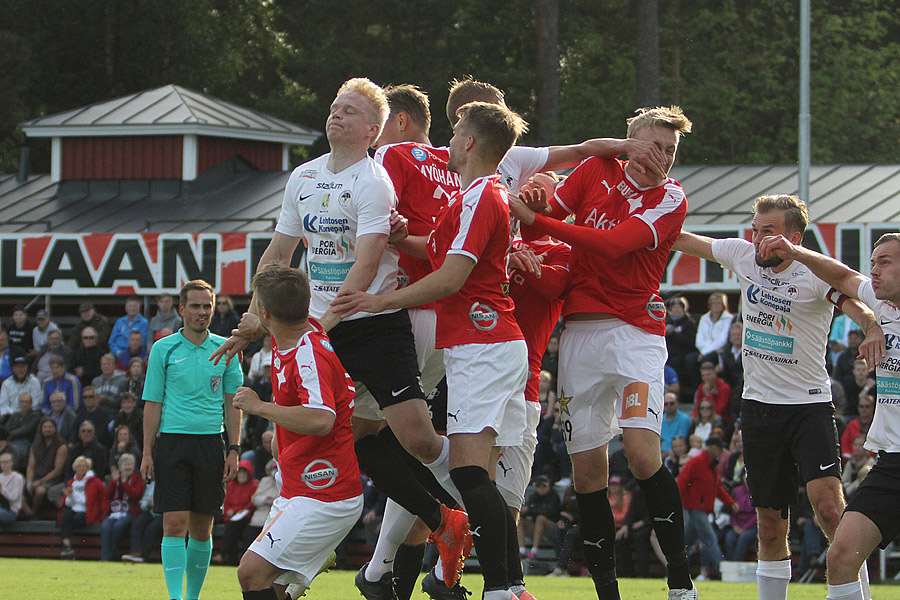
[142,343,166,403]
[857,279,879,310]
[711,238,752,273]
[296,343,337,416]
[354,171,394,238]
[504,146,549,191]
[448,185,505,263]
[222,350,244,394]
[275,170,304,237]
[633,181,687,250]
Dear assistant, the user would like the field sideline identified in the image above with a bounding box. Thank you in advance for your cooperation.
[1,557,859,600]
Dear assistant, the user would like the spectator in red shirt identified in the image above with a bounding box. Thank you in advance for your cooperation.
[677,435,737,580]
[840,390,875,459]
[692,361,732,423]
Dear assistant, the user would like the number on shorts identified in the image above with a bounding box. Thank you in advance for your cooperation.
[563,419,573,441]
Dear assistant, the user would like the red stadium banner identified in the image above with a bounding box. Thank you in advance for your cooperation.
[0,232,276,295]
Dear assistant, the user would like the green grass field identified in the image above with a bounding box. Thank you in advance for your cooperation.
[0,557,859,600]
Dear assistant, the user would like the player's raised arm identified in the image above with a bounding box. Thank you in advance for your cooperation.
[757,234,867,299]
[671,230,717,262]
[544,137,668,180]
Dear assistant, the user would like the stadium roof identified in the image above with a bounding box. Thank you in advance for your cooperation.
[2,163,899,234]
[673,163,900,226]
[19,84,320,145]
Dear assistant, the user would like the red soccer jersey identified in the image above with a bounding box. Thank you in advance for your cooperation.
[553,157,686,336]
[508,238,570,402]
[428,174,523,349]
[272,320,362,502]
[374,143,460,306]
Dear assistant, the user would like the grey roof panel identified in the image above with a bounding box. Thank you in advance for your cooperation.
[20,84,320,141]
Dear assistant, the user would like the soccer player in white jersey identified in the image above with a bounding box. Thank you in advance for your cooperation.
[211,78,471,596]
[233,263,362,600]
[333,101,529,600]
[510,106,696,600]
[756,232,898,600]
[672,195,883,600]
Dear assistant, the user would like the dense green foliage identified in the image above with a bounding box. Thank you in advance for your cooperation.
[2,0,900,171]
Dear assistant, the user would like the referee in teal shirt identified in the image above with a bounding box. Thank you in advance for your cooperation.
[141,280,244,600]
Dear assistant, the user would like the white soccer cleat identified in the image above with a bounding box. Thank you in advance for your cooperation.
[667,584,698,600]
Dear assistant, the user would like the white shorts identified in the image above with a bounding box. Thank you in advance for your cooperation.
[248,493,363,585]
[496,400,541,509]
[353,308,444,421]
[558,320,665,454]
[444,340,529,447]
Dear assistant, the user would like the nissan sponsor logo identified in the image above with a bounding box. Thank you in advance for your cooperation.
[301,459,339,489]
[469,302,499,331]
[645,295,666,322]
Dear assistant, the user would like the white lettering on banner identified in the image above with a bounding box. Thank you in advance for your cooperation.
[0,232,275,295]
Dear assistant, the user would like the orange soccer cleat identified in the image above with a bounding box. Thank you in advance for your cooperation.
[429,504,470,588]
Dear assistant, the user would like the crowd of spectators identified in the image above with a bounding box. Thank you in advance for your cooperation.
[0,296,285,564]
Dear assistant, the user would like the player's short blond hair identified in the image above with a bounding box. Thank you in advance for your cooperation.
[456,102,528,165]
[446,77,505,125]
[337,77,389,129]
[626,106,693,139]
[752,194,810,235]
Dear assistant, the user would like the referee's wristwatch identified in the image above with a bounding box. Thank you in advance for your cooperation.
[228,444,242,455]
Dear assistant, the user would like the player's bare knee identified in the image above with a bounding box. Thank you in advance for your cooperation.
[236,562,259,591]
[825,542,861,582]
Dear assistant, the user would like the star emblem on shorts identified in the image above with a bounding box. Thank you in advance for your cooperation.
[558,394,572,415]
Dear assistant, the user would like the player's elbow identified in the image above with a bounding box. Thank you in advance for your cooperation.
[308,412,335,436]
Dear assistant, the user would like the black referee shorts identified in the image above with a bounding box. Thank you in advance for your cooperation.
[328,310,424,409]
[845,451,900,549]
[153,433,226,515]
[742,399,841,513]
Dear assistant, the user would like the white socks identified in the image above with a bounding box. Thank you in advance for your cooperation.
[826,581,864,600]
[424,436,465,507]
[365,499,417,582]
[756,559,791,600]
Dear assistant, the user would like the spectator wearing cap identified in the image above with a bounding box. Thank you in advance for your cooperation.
[35,329,74,382]
[73,326,105,387]
[677,435,737,580]
[518,475,562,563]
[6,305,35,359]
[42,356,82,412]
[1,393,40,470]
[69,302,111,352]
[0,356,41,416]
[148,293,181,348]
[32,309,61,353]
[108,297,149,356]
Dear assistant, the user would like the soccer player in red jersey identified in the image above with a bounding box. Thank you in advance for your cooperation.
[334,102,529,600]
[510,106,696,600]
[233,263,363,600]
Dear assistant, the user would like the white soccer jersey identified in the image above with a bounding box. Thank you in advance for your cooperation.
[857,279,900,452]
[712,238,834,405]
[498,146,549,194]
[276,154,400,321]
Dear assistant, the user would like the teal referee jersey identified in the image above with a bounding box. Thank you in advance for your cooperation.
[143,329,244,435]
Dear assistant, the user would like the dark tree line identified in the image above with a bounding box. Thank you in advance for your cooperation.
[2,0,899,172]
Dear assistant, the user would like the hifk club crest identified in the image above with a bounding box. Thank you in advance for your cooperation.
[210,376,221,393]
